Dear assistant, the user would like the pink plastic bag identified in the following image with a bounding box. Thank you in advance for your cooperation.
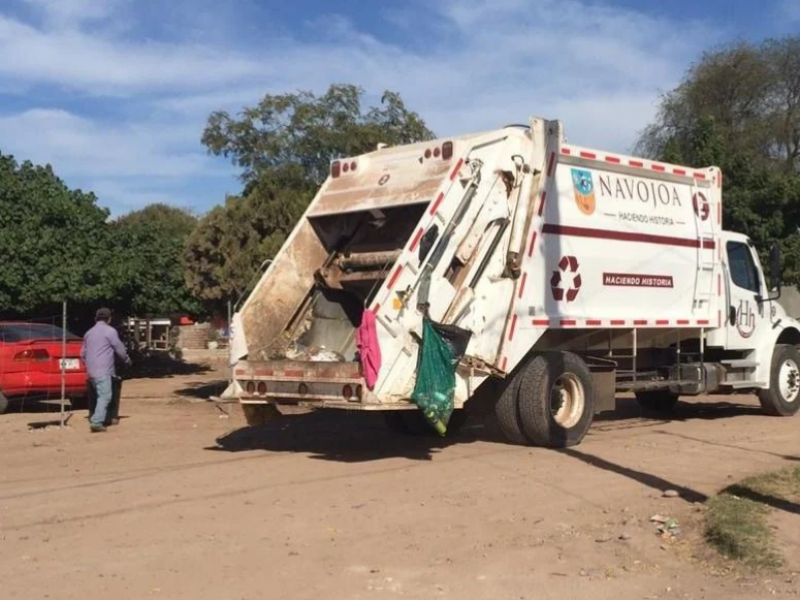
[356,309,382,390]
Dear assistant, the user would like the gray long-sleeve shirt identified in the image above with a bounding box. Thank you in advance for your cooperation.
[81,321,131,379]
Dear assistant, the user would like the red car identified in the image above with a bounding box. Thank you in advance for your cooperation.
[0,321,87,414]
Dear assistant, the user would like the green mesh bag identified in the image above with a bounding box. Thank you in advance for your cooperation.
[411,318,472,435]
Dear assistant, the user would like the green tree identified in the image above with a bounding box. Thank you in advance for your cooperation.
[635,36,800,285]
[0,153,113,318]
[186,84,435,309]
[108,204,202,317]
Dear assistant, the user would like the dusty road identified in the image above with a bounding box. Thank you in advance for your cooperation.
[1,366,800,600]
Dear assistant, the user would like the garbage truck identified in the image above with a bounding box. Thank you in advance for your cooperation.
[218,115,800,447]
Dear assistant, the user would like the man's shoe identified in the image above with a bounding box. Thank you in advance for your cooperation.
[90,424,106,433]
[110,418,120,426]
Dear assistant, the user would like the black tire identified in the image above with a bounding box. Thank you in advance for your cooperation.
[0,391,8,415]
[758,344,800,416]
[635,389,679,413]
[384,408,467,436]
[518,351,596,448]
[494,375,529,445]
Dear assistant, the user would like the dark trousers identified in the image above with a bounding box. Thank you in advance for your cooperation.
[87,376,123,425]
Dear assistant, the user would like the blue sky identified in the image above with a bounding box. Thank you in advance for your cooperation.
[0,0,797,218]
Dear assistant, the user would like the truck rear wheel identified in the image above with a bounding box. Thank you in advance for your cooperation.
[517,352,596,448]
[242,404,281,427]
[0,391,8,415]
[758,344,800,416]
[634,390,679,413]
[494,376,529,445]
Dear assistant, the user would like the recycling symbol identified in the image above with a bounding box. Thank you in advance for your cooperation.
[551,255,581,302]
[693,192,709,221]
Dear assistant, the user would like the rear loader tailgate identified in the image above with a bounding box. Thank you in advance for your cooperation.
[234,360,366,404]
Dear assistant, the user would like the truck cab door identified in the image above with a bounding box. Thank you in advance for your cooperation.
[724,237,770,350]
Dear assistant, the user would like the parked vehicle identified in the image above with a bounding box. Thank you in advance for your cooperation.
[217,115,800,447]
[0,322,87,414]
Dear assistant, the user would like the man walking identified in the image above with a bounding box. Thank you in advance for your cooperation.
[81,308,132,432]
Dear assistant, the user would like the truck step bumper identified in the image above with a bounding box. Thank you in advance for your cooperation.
[233,360,368,405]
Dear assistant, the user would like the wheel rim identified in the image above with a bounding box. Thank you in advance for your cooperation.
[778,359,800,403]
[550,372,585,428]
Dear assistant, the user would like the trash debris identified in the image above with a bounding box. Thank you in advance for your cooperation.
[650,514,670,524]
[284,342,344,362]
[654,516,681,540]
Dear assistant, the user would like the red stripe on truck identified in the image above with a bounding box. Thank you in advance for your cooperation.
[518,272,527,299]
[542,224,716,249]
[429,192,445,215]
[409,228,424,251]
[605,156,620,164]
[629,160,644,168]
[508,314,518,341]
[656,320,670,325]
[610,320,626,326]
[579,151,596,160]
[537,191,547,216]
[651,164,666,172]
[527,231,538,257]
[449,159,464,181]
[633,320,648,326]
[586,319,602,326]
[561,319,577,326]
[693,173,706,180]
[387,265,403,289]
[532,319,550,327]
[561,147,572,155]
[546,152,556,176]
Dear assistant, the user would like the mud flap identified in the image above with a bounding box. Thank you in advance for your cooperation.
[411,318,472,435]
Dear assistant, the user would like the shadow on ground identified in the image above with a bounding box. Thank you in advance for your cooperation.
[209,409,493,462]
[125,350,211,380]
[208,396,785,464]
[174,379,229,400]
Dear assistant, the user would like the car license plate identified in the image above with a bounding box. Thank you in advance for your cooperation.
[60,358,80,370]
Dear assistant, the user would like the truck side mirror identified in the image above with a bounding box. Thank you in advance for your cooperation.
[770,243,782,298]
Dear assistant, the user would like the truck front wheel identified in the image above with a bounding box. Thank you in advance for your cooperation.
[518,352,596,448]
[758,344,800,417]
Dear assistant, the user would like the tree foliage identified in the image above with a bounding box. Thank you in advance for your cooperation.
[635,35,800,284]
[0,153,112,317]
[108,204,202,317]
[185,84,435,308]
[0,154,204,321]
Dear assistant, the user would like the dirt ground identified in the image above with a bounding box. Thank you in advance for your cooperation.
[2,356,800,600]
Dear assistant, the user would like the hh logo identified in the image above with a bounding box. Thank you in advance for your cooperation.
[570,168,596,216]
[736,299,756,338]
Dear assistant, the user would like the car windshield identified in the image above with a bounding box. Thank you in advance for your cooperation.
[0,323,80,343]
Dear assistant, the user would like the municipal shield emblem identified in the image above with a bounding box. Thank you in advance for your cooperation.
[570,168,596,216]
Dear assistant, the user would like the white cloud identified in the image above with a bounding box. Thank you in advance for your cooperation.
[0,108,214,178]
[0,0,730,214]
